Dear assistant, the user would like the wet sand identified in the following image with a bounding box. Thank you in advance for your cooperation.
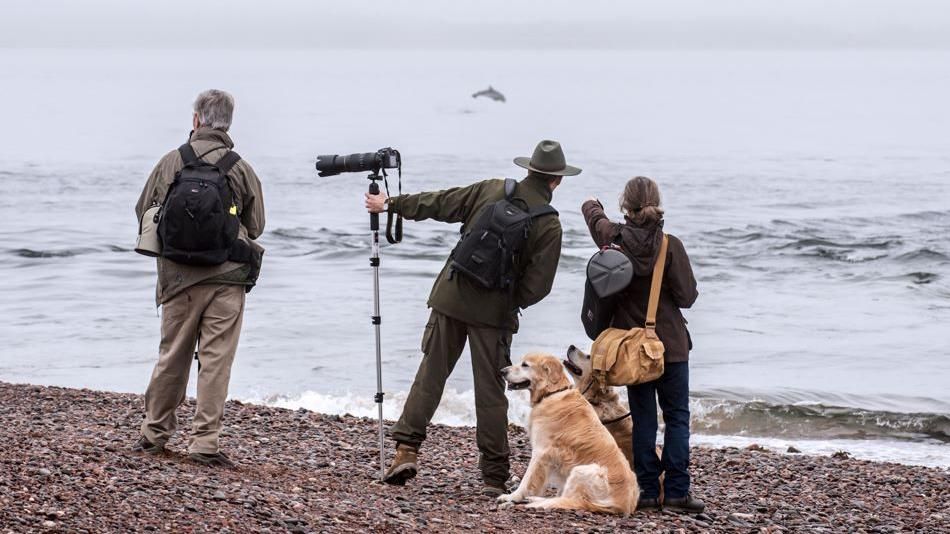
[0,382,947,533]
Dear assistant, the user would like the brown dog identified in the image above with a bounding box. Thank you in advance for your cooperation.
[564,344,664,498]
[563,345,634,469]
[499,353,639,515]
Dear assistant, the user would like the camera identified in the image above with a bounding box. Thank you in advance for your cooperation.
[315,147,401,177]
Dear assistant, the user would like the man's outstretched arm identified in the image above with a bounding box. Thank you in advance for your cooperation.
[365,182,485,223]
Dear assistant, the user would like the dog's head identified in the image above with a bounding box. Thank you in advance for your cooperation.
[563,344,595,386]
[502,353,571,405]
[563,345,613,403]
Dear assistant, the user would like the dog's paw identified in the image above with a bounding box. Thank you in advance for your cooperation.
[496,493,524,507]
[525,497,555,509]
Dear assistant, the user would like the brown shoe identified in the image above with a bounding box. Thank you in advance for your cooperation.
[188,451,235,468]
[131,436,164,455]
[383,443,418,486]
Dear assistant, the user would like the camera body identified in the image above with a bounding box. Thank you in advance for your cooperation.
[316,147,400,177]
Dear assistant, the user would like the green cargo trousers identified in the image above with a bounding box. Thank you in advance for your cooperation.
[391,310,513,486]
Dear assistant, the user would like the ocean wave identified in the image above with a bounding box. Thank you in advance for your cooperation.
[246,388,531,429]
[690,398,950,444]
[894,248,950,262]
[887,271,940,285]
[693,213,948,271]
[774,237,902,251]
[9,246,119,258]
[251,388,950,446]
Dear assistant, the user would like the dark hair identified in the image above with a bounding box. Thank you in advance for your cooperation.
[527,170,562,183]
[620,176,664,225]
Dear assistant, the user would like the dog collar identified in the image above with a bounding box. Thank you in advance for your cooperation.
[535,386,570,405]
[600,412,632,425]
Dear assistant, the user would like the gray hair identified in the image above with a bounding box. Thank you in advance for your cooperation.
[193,89,234,131]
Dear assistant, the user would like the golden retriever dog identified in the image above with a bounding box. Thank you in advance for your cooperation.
[562,344,635,469]
[498,353,639,515]
[564,344,665,497]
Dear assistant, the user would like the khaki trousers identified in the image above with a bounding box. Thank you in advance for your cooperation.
[391,310,513,485]
[140,283,245,454]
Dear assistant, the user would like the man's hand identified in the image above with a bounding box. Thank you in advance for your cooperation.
[365,191,389,214]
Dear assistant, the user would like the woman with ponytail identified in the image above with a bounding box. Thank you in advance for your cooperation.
[581,176,702,514]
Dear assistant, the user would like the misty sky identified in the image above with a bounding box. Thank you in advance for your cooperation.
[3,0,950,49]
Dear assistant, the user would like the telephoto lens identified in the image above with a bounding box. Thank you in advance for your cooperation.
[315,152,378,177]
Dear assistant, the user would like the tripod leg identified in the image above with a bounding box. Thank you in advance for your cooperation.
[369,179,385,481]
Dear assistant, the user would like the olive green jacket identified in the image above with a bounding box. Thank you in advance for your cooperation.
[389,174,562,331]
[135,128,266,306]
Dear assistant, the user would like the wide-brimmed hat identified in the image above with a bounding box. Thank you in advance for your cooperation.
[514,140,582,177]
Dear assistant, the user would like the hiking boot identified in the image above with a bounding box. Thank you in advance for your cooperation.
[664,493,705,514]
[637,496,661,512]
[481,482,507,497]
[131,436,164,455]
[188,451,235,468]
[383,443,418,486]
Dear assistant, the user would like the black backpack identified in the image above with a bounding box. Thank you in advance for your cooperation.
[158,143,243,266]
[449,179,558,290]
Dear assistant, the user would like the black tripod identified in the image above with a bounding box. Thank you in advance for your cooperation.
[367,172,386,481]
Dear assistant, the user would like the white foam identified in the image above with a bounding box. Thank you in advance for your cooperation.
[691,434,950,469]
[245,388,533,427]
[246,389,950,468]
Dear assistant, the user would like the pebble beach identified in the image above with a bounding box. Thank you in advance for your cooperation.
[0,382,947,533]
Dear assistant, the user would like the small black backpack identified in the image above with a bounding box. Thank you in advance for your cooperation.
[449,179,558,290]
[158,144,243,266]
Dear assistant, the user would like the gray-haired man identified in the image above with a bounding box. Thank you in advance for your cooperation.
[133,89,265,466]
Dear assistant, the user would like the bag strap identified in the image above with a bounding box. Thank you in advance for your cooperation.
[504,178,517,200]
[215,150,242,176]
[177,143,199,165]
[645,234,669,331]
[528,204,558,218]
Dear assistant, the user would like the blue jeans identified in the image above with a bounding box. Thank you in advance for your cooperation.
[627,361,690,499]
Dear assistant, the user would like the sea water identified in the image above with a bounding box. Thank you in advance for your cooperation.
[0,49,947,467]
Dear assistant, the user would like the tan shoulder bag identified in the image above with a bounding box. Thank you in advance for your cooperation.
[590,234,669,389]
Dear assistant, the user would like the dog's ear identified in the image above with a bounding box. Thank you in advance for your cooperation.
[529,358,554,404]
[544,358,571,389]
[541,357,569,389]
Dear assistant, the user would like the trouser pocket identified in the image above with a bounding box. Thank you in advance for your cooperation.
[497,331,512,369]
[420,318,437,354]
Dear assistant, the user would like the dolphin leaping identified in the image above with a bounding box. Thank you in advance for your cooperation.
[472,85,506,102]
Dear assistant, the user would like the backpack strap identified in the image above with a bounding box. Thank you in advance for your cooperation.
[177,143,199,165]
[215,150,242,176]
[645,234,670,332]
[528,204,559,218]
[504,178,517,200]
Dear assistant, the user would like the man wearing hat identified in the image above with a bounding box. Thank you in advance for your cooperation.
[365,140,581,495]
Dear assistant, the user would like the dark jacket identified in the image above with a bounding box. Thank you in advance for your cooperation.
[390,174,562,331]
[582,200,697,362]
[135,128,266,305]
